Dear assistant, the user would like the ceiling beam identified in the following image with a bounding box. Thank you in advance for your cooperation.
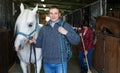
[13,0,84,12]
[13,0,87,7]
[13,0,95,15]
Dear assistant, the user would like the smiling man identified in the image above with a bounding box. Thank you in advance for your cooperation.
[35,6,80,73]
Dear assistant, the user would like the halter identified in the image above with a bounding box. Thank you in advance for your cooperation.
[17,23,38,40]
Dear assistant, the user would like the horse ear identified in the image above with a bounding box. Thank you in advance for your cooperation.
[32,4,38,14]
[20,3,24,13]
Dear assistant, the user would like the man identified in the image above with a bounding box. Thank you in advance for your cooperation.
[34,6,80,73]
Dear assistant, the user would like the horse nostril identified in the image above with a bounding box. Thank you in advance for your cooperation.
[19,39,27,50]
[19,44,24,50]
[19,44,21,50]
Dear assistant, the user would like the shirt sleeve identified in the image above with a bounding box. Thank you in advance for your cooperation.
[64,23,80,45]
[35,29,43,48]
[87,28,94,51]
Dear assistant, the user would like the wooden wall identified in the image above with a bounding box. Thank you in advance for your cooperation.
[93,33,120,73]
[0,0,15,73]
[0,29,15,73]
[107,3,120,19]
[65,9,82,27]
[0,0,13,29]
[105,35,120,73]
[107,8,120,19]
[93,33,104,73]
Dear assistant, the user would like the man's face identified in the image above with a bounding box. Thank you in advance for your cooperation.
[49,8,61,22]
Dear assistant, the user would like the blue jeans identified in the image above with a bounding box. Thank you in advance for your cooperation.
[78,48,94,70]
[43,62,67,73]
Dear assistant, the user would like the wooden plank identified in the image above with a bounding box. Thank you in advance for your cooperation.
[118,39,120,73]
[93,33,104,73]
[0,29,15,73]
[105,36,118,73]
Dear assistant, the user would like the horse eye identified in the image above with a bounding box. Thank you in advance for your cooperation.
[28,23,33,27]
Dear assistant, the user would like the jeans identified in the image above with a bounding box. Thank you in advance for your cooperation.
[78,48,94,70]
[43,62,67,73]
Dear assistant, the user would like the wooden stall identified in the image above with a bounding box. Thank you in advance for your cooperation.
[64,9,82,27]
[93,33,104,73]
[107,1,120,19]
[93,33,120,73]
[0,0,15,72]
[0,29,15,73]
[93,16,120,73]
[105,35,120,73]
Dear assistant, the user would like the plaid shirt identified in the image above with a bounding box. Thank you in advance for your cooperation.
[80,27,94,51]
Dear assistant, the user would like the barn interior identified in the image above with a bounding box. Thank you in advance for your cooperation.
[0,0,120,73]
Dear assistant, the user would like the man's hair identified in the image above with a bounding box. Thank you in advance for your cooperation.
[49,6,60,12]
[50,6,59,9]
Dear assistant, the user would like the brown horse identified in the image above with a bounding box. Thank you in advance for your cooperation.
[95,16,120,37]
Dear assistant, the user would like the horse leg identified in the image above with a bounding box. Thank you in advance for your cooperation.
[27,64,32,73]
[36,58,42,73]
[20,61,27,73]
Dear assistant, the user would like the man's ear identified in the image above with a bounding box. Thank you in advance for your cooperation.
[59,13,61,18]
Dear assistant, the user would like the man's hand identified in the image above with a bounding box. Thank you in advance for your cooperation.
[58,26,68,35]
[28,37,35,44]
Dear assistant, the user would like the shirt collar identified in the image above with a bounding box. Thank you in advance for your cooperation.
[47,19,62,26]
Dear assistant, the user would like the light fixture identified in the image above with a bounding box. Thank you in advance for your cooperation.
[44,9,47,11]
[109,8,113,11]
[43,4,46,7]
[41,0,45,2]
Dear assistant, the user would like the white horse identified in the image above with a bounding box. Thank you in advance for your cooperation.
[14,3,42,73]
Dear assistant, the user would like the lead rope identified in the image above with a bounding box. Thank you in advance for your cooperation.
[33,43,37,73]
[60,34,65,73]
[29,43,37,73]
[59,21,65,73]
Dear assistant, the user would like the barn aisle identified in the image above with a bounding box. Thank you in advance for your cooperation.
[9,57,81,73]
[9,45,98,73]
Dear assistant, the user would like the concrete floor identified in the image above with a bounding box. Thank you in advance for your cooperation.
[9,45,98,73]
[9,58,80,73]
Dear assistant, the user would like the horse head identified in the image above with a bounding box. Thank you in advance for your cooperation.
[95,16,120,37]
[14,3,38,51]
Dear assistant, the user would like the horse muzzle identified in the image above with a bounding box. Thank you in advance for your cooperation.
[15,38,28,51]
